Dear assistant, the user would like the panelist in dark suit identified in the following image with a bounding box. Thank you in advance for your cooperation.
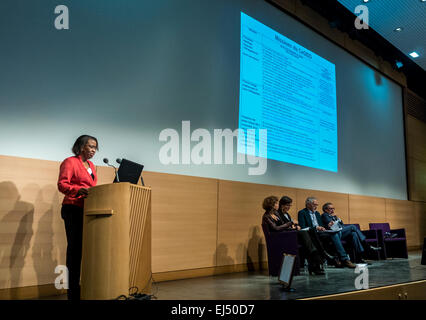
[57,135,99,300]
[262,196,324,275]
[298,197,356,268]
[321,202,380,263]
[277,196,335,274]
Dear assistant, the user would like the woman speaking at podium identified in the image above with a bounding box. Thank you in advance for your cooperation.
[57,135,98,300]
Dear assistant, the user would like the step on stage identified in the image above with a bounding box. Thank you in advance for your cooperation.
[153,252,425,300]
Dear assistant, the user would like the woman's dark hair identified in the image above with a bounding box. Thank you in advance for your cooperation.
[72,135,99,156]
[279,196,292,208]
[262,196,279,211]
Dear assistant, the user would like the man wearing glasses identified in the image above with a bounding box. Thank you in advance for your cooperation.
[298,197,356,268]
[321,202,381,264]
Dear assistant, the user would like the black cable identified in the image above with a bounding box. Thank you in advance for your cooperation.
[114,273,159,300]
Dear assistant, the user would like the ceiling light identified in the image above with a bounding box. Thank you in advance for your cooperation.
[394,27,403,32]
[409,52,420,58]
[363,0,370,3]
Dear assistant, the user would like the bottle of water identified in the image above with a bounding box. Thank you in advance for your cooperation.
[304,259,308,274]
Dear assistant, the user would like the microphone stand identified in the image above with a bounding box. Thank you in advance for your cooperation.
[103,158,120,182]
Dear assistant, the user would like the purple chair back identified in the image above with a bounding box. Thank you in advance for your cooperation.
[261,222,300,276]
[369,223,408,259]
[369,223,391,233]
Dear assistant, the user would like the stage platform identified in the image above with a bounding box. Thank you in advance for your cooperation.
[40,251,425,300]
[152,251,426,300]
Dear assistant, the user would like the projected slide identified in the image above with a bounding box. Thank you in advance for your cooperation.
[238,12,337,172]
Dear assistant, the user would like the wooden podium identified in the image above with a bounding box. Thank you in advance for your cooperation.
[80,182,151,300]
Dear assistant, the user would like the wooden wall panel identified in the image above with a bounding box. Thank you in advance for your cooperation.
[407,157,426,202]
[217,180,296,267]
[413,202,426,244]
[405,106,426,202]
[0,154,424,296]
[0,156,66,290]
[406,115,426,163]
[348,195,386,230]
[385,199,418,248]
[143,172,218,273]
[295,189,349,224]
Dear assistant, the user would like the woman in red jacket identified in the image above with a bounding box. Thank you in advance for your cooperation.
[57,135,98,300]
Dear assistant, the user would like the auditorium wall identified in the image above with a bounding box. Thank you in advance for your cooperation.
[0,155,424,297]
[0,0,408,200]
[405,111,426,202]
[0,0,424,300]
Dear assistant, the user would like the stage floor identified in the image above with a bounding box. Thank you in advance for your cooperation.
[41,251,425,300]
[152,251,425,300]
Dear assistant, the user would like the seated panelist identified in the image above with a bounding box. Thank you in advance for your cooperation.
[298,197,356,268]
[262,196,324,275]
[262,196,292,232]
[321,202,380,263]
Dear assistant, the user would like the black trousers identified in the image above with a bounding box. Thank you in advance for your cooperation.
[297,230,322,268]
[61,204,84,301]
[307,228,329,257]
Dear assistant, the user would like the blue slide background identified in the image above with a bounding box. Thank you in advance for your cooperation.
[239,13,337,172]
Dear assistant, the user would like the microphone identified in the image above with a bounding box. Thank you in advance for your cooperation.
[116,158,122,165]
[103,158,120,182]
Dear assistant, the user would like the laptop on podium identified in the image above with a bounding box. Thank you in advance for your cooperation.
[113,158,145,186]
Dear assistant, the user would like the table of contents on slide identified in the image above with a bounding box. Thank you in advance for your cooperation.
[238,12,337,172]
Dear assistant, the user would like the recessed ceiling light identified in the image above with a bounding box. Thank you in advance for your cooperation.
[394,27,403,32]
[363,0,370,3]
[409,52,420,58]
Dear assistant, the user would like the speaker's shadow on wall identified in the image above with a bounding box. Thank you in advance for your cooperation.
[214,243,235,272]
[0,181,34,297]
[31,185,60,296]
[246,226,264,272]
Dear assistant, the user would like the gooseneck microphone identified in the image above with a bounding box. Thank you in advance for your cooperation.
[103,158,120,182]
[116,158,122,165]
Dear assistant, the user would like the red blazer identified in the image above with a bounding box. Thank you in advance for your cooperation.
[58,156,98,208]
